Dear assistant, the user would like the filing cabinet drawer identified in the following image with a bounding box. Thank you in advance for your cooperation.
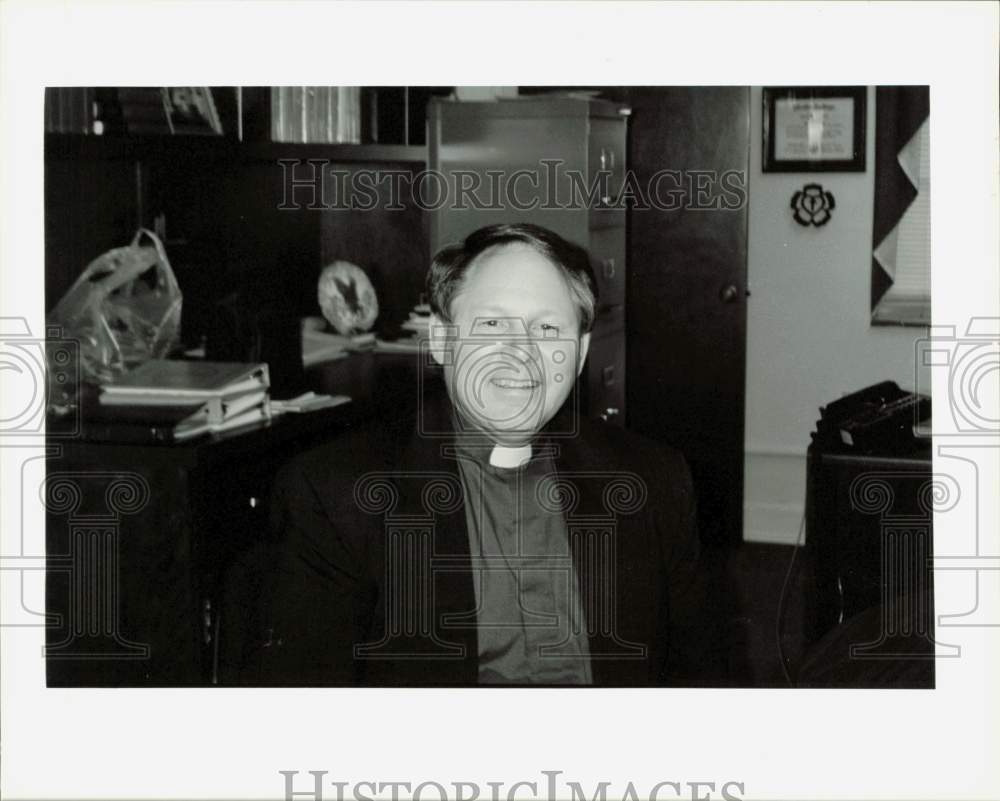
[588,117,627,229]
[592,303,625,335]
[583,316,625,426]
[588,226,626,308]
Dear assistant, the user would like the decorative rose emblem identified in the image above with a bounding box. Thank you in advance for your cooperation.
[791,183,835,226]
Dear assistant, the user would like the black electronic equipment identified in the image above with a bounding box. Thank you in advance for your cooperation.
[812,381,930,454]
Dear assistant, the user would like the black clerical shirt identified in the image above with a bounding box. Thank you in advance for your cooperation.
[452,435,592,685]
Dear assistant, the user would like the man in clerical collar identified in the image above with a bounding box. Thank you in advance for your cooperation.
[258,223,706,687]
[425,224,598,684]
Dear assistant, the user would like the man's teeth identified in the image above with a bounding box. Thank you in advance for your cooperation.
[492,378,538,389]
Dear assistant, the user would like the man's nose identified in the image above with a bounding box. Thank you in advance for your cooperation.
[493,334,541,362]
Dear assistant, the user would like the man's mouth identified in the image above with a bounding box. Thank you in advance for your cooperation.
[490,377,539,390]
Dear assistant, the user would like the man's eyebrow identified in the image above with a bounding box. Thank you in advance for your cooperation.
[531,309,573,321]
[467,306,572,321]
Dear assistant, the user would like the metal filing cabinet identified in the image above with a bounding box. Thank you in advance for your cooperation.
[427,96,630,425]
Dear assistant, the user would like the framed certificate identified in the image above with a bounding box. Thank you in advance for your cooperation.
[763,86,866,172]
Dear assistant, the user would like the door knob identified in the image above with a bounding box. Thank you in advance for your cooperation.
[719,284,740,303]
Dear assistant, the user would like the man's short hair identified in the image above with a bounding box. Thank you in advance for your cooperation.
[427,223,599,334]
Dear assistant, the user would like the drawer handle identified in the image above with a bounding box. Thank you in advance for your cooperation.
[603,258,616,279]
[602,365,616,386]
[202,598,213,645]
[599,406,621,422]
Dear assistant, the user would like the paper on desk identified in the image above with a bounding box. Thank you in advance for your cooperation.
[374,336,423,353]
[271,392,351,414]
[302,329,351,367]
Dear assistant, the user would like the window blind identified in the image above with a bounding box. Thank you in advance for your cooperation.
[873,118,931,325]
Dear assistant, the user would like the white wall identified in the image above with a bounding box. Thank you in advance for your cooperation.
[743,86,930,544]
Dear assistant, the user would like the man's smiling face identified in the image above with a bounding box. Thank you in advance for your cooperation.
[431,242,591,445]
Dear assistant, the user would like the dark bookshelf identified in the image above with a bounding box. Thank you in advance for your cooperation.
[44,133,426,166]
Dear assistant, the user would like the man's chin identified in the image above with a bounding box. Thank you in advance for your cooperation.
[455,405,545,444]
[485,428,536,447]
[474,418,541,444]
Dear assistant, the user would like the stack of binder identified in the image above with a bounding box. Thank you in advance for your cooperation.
[95,360,271,443]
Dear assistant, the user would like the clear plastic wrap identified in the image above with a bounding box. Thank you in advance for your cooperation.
[47,229,181,409]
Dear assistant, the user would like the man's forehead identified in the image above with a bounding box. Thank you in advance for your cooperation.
[461,244,571,295]
[451,285,578,324]
[467,241,559,273]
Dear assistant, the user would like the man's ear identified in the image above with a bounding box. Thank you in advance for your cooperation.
[428,313,454,366]
[575,332,591,377]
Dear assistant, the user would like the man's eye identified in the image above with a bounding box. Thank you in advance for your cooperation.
[538,323,561,335]
[475,319,506,330]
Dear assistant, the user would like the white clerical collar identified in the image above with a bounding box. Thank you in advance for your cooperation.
[489,443,532,469]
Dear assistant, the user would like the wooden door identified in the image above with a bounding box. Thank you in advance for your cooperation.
[609,87,750,545]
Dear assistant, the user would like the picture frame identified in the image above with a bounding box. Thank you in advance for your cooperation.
[162,87,223,136]
[762,86,866,172]
[117,87,224,136]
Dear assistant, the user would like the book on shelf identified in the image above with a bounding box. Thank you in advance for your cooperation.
[270,86,360,144]
[99,360,269,404]
[117,87,173,135]
[162,87,223,136]
[45,87,98,134]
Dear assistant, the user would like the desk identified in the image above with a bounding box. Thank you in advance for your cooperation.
[45,352,434,686]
